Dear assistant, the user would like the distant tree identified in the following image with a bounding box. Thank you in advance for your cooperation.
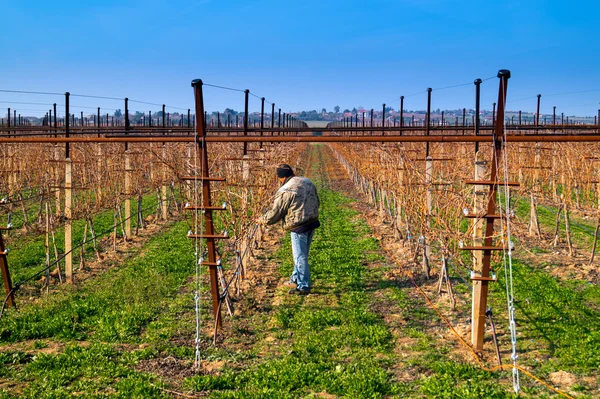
[114,109,123,118]
[343,109,350,113]
[224,108,238,116]
[351,107,357,113]
[321,108,327,113]
[334,105,340,114]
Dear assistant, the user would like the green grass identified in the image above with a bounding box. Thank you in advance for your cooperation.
[184,186,403,398]
[0,220,196,344]
[511,194,598,250]
[1,144,598,398]
[489,258,600,374]
[5,193,160,285]
[0,343,169,398]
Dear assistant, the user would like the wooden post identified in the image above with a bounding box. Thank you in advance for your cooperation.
[161,145,168,220]
[529,146,541,237]
[423,156,433,278]
[471,150,486,347]
[241,154,250,277]
[65,158,73,284]
[124,150,132,239]
[470,69,511,351]
[0,230,15,308]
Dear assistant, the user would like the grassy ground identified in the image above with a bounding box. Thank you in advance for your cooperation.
[5,193,161,285]
[0,144,598,398]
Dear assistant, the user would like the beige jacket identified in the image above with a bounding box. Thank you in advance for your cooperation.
[265,176,320,231]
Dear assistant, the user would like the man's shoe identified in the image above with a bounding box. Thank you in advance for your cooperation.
[283,280,297,287]
[288,288,310,295]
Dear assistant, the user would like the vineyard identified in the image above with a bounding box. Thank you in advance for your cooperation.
[0,72,599,398]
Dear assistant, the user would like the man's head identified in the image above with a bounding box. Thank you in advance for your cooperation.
[276,164,294,183]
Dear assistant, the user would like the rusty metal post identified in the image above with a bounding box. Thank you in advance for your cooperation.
[243,90,249,154]
[425,88,432,156]
[382,103,386,133]
[260,97,265,148]
[536,94,541,127]
[97,107,100,127]
[471,69,510,351]
[271,103,275,134]
[474,79,482,152]
[191,79,222,329]
[65,93,70,158]
[125,98,130,133]
[400,96,404,130]
[518,110,522,125]
[278,108,281,135]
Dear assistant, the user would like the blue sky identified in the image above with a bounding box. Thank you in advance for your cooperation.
[2,0,600,117]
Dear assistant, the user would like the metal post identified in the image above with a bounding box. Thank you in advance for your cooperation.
[188,109,191,128]
[471,69,510,351]
[65,93,70,158]
[162,104,166,129]
[425,88,432,156]
[553,106,556,125]
[243,90,249,154]
[492,102,496,126]
[191,79,222,329]
[260,97,265,148]
[271,103,275,135]
[536,94,541,127]
[474,79,482,152]
[400,96,404,131]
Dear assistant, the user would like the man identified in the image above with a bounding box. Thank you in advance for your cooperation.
[262,164,320,295]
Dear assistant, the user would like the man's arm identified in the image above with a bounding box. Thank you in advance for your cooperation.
[263,191,289,225]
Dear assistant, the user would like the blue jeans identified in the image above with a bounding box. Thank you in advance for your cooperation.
[290,229,315,290]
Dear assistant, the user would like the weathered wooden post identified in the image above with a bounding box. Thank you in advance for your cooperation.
[124,150,132,239]
[161,144,168,220]
[65,157,73,283]
[463,69,513,351]
[0,228,14,308]
[423,155,433,278]
[64,92,73,284]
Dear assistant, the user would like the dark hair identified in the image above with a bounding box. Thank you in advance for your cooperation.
[276,164,294,178]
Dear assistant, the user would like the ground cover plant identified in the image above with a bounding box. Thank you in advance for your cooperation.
[0,143,598,398]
